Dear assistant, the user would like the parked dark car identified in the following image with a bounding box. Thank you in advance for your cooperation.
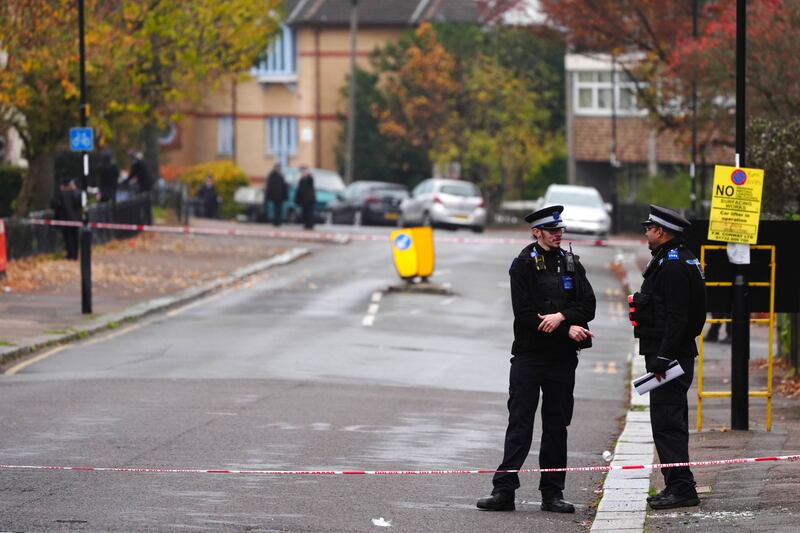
[327,181,409,226]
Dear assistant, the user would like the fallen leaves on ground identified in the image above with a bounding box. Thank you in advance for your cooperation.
[1,233,281,297]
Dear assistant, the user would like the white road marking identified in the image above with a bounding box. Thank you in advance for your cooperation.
[440,298,454,306]
[362,292,383,327]
[5,346,68,375]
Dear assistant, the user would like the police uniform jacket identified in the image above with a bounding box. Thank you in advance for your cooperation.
[510,242,596,357]
[634,238,706,358]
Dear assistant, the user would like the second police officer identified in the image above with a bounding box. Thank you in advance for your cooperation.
[629,205,706,510]
[477,205,596,514]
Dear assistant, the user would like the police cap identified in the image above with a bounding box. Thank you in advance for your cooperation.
[525,205,567,229]
[641,204,690,233]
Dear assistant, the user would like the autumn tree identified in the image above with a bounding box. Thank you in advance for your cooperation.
[0,0,281,214]
[365,21,565,208]
[373,22,460,164]
[456,54,562,214]
[540,0,800,214]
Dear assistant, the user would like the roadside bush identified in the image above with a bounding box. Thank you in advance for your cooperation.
[177,161,249,219]
[0,164,24,217]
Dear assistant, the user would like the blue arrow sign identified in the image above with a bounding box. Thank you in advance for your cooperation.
[394,233,412,250]
[69,127,94,152]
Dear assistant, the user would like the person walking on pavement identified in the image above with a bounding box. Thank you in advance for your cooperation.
[629,205,706,510]
[477,205,596,514]
[97,151,120,206]
[123,150,153,193]
[294,165,316,230]
[264,163,288,226]
[50,178,82,260]
[196,175,220,218]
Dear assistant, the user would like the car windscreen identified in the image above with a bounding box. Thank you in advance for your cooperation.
[313,171,345,192]
[286,169,345,192]
[440,183,478,197]
[546,191,602,208]
[372,187,408,199]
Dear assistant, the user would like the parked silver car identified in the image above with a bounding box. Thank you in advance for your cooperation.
[400,178,486,232]
[542,184,612,237]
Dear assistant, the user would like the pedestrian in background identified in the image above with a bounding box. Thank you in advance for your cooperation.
[196,175,220,218]
[294,165,316,230]
[477,205,596,514]
[630,205,706,510]
[98,151,120,206]
[264,163,287,226]
[50,178,82,260]
[123,150,152,193]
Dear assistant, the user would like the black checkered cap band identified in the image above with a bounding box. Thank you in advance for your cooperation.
[648,213,684,232]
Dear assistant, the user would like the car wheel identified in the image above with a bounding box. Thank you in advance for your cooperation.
[353,210,363,226]
[471,226,484,234]
[421,212,432,228]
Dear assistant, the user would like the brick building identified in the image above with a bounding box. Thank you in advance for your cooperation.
[565,52,732,206]
[165,0,481,185]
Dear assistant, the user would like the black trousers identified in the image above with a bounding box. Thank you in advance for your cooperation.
[649,356,696,494]
[300,204,314,229]
[62,227,79,260]
[269,200,283,226]
[492,355,578,498]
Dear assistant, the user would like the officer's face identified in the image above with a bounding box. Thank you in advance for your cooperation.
[532,227,563,250]
[644,224,665,250]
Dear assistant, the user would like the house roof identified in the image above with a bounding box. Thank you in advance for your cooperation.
[285,0,483,27]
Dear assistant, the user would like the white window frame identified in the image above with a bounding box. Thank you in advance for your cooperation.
[574,70,648,117]
[265,116,298,167]
[252,25,297,83]
[217,116,233,156]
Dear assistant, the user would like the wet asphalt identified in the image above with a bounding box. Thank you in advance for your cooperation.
[0,226,635,532]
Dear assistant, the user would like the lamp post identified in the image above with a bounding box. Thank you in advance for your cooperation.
[731,0,749,431]
[344,0,359,185]
[690,0,698,215]
[78,0,92,314]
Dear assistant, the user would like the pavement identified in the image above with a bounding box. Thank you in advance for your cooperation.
[596,249,800,532]
[1,221,799,531]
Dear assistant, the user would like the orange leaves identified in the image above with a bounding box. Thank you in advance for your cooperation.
[377,23,459,158]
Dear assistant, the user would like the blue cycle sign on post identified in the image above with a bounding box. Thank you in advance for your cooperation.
[69,127,94,152]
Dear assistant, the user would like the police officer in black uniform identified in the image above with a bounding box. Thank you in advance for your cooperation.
[629,205,706,510]
[477,205,596,514]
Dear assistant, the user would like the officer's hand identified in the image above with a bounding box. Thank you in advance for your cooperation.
[646,355,672,380]
[537,312,565,333]
[568,325,594,342]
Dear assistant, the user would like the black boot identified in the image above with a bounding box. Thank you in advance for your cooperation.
[648,489,700,510]
[476,492,515,511]
[647,487,670,503]
[541,496,575,513]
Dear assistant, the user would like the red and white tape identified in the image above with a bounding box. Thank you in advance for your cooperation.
[22,218,645,248]
[1,454,797,476]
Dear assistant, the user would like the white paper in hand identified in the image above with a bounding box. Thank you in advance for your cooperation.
[633,360,685,395]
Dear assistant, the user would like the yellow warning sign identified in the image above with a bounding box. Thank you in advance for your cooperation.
[708,165,764,244]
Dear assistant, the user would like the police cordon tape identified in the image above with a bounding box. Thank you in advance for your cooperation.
[1,455,798,476]
[22,218,645,248]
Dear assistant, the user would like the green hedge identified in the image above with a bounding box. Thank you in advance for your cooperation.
[0,165,24,217]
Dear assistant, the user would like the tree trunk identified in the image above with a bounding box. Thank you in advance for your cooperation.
[143,122,160,184]
[14,151,55,216]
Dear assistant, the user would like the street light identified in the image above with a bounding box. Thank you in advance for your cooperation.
[344,0,359,185]
[78,0,92,314]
